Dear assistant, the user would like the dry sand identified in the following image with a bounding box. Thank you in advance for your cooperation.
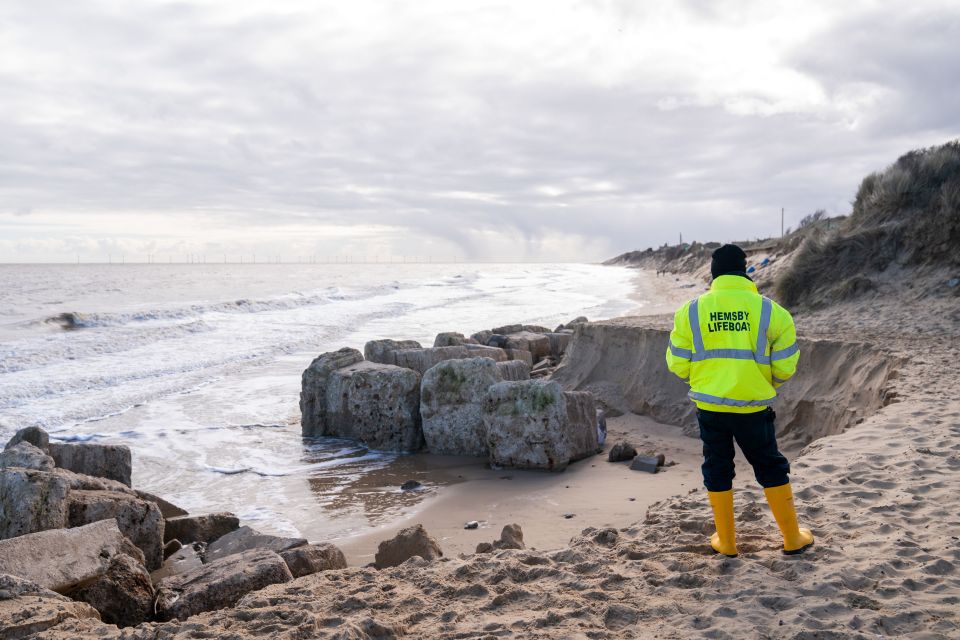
[36,270,960,638]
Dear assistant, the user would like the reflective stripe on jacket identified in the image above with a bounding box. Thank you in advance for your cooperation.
[665,275,800,414]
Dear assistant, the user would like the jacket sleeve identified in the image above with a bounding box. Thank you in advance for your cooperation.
[666,302,693,382]
[769,303,800,388]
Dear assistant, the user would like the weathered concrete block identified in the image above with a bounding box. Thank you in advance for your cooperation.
[482,380,599,471]
[492,324,523,335]
[0,469,69,539]
[49,442,132,487]
[363,339,422,365]
[300,348,365,437]
[0,442,54,471]
[374,524,443,568]
[280,542,347,578]
[164,512,239,545]
[325,361,424,451]
[433,332,477,347]
[4,426,50,453]
[134,489,188,518]
[151,543,203,584]
[470,330,493,345]
[392,346,471,375]
[0,574,101,638]
[0,520,126,593]
[67,490,165,571]
[421,358,502,456]
[155,548,293,621]
[504,332,551,361]
[545,332,573,357]
[504,349,534,366]
[496,360,531,381]
[205,526,307,563]
[630,455,661,473]
[66,552,154,627]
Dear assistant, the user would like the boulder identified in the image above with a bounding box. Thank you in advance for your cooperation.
[0,520,127,593]
[503,332,551,361]
[496,360,531,381]
[392,346,471,375]
[545,332,573,358]
[505,349,534,366]
[52,467,134,494]
[0,469,69,539]
[492,324,523,335]
[421,358,502,456]
[67,490,165,570]
[475,524,525,553]
[151,543,203,584]
[323,361,423,452]
[482,380,599,471]
[566,316,589,328]
[66,553,154,627]
[0,574,101,639]
[607,441,637,462]
[155,548,293,621]
[463,344,509,361]
[205,526,307,563]
[300,347,365,437]
[374,524,443,569]
[630,454,665,474]
[470,330,493,345]
[48,442,132,487]
[134,489,188,518]
[433,332,477,347]
[4,426,50,453]
[364,339,422,365]
[164,512,239,545]
[522,325,552,334]
[280,543,347,578]
[0,442,54,471]
[486,334,509,348]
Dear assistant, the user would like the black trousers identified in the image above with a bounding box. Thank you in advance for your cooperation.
[697,407,790,492]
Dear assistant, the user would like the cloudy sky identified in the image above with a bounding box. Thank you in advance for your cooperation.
[1,0,958,263]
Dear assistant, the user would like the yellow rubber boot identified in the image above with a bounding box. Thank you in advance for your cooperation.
[764,483,814,555]
[707,490,738,557]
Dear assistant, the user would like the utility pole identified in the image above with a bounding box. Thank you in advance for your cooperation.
[781,207,785,237]
[679,232,683,246]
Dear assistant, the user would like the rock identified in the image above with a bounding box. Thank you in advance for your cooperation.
[151,543,203,584]
[504,332,551,361]
[4,426,50,453]
[374,524,443,568]
[492,324,523,335]
[483,381,599,471]
[498,524,524,549]
[545,332,573,358]
[0,520,127,593]
[464,520,479,530]
[522,325,552,334]
[0,574,101,639]
[400,480,423,491]
[120,536,147,567]
[0,442,55,471]
[607,441,637,462]
[205,526,307,563]
[630,455,661,474]
[66,553,154,627]
[155,548,293,621]
[134,490,188,518]
[163,539,182,559]
[433,332,476,347]
[48,442,132,487]
[469,330,492,344]
[322,360,424,452]
[496,360,531,381]
[52,467,135,494]
[279,543,347,578]
[486,334,509,348]
[164,512,240,545]
[463,344,509,361]
[300,347,365,437]
[421,358,502,457]
[566,316,589,328]
[67,490,165,571]
[364,339,423,365]
[563,513,575,519]
[504,349,534,366]
[392,346,471,375]
[0,469,69,539]
[475,542,494,554]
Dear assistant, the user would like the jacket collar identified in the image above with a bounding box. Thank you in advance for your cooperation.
[710,274,759,294]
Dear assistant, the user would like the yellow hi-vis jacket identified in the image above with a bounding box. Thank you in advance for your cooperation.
[665,275,800,414]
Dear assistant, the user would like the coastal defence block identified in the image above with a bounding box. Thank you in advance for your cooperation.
[67,489,165,571]
[482,380,599,471]
[49,442,133,487]
[496,360,531,381]
[421,357,503,456]
[364,339,422,366]
[0,469,70,539]
[392,346,471,375]
[300,347,365,437]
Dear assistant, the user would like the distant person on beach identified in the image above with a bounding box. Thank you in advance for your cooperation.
[665,244,814,557]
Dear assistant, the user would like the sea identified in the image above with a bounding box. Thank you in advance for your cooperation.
[0,262,637,543]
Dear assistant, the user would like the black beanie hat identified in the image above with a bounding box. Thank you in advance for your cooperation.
[711,244,747,278]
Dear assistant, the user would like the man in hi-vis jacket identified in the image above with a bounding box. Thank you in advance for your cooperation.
[666,244,814,556]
